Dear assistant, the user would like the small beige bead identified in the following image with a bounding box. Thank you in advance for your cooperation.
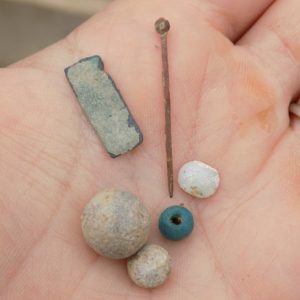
[127,244,171,288]
[81,189,151,259]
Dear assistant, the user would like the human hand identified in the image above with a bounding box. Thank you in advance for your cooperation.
[1,0,300,299]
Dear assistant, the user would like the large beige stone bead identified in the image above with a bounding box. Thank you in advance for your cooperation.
[81,189,151,259]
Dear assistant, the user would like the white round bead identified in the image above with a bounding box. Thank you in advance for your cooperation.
[178,160,220,198]
[127,244,171,288]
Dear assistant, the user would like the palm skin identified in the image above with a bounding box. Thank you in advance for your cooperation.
[1,0,300,299]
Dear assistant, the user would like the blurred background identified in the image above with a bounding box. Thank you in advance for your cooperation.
[0,0,111,66]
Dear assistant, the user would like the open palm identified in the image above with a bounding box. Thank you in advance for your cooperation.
[1,0,300,299]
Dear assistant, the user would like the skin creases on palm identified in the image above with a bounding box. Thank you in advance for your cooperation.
[1,0,300,299]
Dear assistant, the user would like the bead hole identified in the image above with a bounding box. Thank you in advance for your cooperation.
[170,215,182,225]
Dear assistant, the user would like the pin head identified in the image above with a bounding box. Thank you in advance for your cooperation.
[155,18,170,35]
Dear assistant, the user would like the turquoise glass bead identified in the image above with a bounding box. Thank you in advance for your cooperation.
[159,206,194,241]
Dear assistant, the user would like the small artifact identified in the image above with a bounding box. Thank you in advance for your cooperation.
[155,18,174,198]
[127,244,171,288]
[178,161,220,198]
[65,55,143,158]
[81,189,151,259]
[159,205,194,241]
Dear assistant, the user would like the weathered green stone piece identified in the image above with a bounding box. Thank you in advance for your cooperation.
[65,56,143,158]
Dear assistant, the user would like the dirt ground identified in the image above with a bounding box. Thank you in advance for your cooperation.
[0,0,110,66]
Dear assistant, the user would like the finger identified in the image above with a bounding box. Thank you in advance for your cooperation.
[80,0,276,42]
[205,0,275,40]
[238,0,300,102]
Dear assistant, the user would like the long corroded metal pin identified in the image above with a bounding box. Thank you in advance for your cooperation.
[65,55,143,158]
[155,18,174,198]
